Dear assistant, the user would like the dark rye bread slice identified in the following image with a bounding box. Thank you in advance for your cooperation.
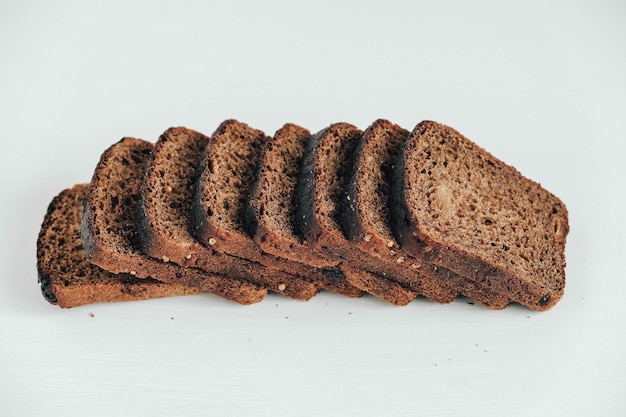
[136,127,316,300]
[295,122,428,306]
[343,119,508,309]
[37,184,203,308]
[246,123,363,297]
[80,137,267,305]
[392,120,569,311]
[191,120,325,299]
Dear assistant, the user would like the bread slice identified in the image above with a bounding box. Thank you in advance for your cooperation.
[191,119,332,299]
[344,119,508,309]
[80,137,267,305]
[340,120,458,302]
[136,126,317,300]
[246,123,363,297]
[37,184,204,308]
[295,122,431,305]
[392,120,569,310]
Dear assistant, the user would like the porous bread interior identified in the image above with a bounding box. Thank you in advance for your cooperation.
[255,124,309,240]
[200,121,268,235]
[40,185,117,286]
[405,122,568,293]
[312,123,362,234]
[351,120,408,244]
[38,185,197,308]
[88,138,153,257]
[142,128,206,247]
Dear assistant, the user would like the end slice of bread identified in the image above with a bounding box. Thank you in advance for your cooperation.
[393,121,569,310]
[37,184,205,308]
[80,137,267,305]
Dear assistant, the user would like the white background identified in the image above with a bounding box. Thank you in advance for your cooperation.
[1,1,625,416]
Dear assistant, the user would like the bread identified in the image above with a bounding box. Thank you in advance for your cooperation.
[136,127,315,300]
[37,184,204,308]
[345,119,509,309]
[191,119,333,300]
[248,123,339,268]
[80,137,267,305]
[37,118,568,311]
[295,122,435,305]
[247,123,363,297]
[392,121,569,310]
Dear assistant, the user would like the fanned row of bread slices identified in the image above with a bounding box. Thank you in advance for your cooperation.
[36,119,569,310]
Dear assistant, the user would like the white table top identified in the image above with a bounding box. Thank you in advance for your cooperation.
[1,1,625,416]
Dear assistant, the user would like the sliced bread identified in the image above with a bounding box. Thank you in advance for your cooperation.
[80,137,267,305]
[295,122,431,305]
[392,120,569,310]
[344,119,508,309]
[37,184,204,308]
[136,126,317,300]
[246,123,363,297]
[191,119,344,299]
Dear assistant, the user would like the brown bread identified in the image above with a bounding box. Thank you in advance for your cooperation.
[37,184,204,308]
[191,120,323,300]
[80,137,267,305]
[295,122,437,305]
[136,127,316,300]
[392,121,568,310]
[247,123,363,297]
[345,119,508,309]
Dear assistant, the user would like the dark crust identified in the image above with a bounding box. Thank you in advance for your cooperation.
[37,272,58,304]
[394,120,568,311]
[36,186,65,305]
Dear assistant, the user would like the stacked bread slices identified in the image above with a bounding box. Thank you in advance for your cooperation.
[36,119,568,310]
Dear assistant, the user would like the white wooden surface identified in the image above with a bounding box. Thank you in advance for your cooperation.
[1,1,625,416]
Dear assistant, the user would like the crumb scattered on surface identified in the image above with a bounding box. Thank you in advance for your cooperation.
[89,312,94,318]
